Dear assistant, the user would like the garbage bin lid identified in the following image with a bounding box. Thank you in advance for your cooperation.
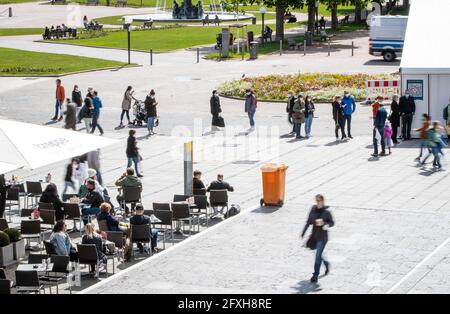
[260,163,278,172]
[277,164,288,170]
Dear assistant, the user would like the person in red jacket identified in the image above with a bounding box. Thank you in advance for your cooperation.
[52,79,65,121]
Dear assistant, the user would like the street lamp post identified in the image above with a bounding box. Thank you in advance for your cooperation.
[124,17,133,64]
[315,0,319,35]
[260,7,266,46]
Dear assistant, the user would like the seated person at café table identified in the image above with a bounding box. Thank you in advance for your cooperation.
[97,202,122,232]
[82,223,107,273]
[39,183,65,221]
[206,174,234,192]
[49,220,78,262]
[115,167,142,212]
[80,179,104,224]
[130,204,158,253]
[79,168,105,199]
[193,170,206,194]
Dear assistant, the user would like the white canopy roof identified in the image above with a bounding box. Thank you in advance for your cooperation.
[0,119,119,170]
[401,0,450,74]
[0,162,22,175]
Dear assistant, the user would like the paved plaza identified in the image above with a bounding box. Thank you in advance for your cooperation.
[1,2,449,295]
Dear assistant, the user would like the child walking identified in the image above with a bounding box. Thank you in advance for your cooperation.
[384,121,394,155]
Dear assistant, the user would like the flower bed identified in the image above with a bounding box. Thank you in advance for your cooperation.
[218,73,399,102]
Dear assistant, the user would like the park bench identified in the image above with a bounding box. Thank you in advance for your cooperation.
[87,0,99,5]
[142,20,153,29]
[287,37,301,50]
[115,0,127,6]
[320,30,335,41]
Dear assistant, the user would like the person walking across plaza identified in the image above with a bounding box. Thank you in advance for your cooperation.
[52,79,65,121]
[399,90,416,140]
[389,94,401,144]
[301,194,334,284]
[421,121,447,169]
[144,89,158,136]
[119,86,133,127]
[414,114,431,161]
[443,98,450,138]
[210,90,223,131]
[62,158,79,195]
[292,93,305,139]
[332,95,346,140]
[126,129,143,178]
[341,91,356,139]
[64,98,77,130]
[372,102,388,157]
[304,96,315,138]
[244,89,257,130]
[79,97,93,133]
[286,91,296,134]
[90,91,104,135]
[72,85,83,123]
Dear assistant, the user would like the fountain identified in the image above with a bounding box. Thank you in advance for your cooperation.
[123,0,253,23]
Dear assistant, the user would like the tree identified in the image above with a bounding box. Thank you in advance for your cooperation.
[351,0,371,23]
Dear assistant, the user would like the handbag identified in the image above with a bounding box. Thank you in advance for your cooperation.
[292,112,301,119]
[306,235,317,250]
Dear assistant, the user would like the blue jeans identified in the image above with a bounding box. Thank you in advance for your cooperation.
[247,111,255,127]
[343,115,352,137]
[54,100,63,119]
[432,146,442,168]
[305,115,313,137]
[314,240,329,277]
[81,207,100,225]
[91,112,103,134]
[294,122,302,138]
[147,117,155,131]
[127,156,142,176]
[62,181,76,195]
[150,229,158,250]
[418,140,429,158]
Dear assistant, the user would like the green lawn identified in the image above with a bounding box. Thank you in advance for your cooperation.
[0,28,43,36]
[0,0,39,3]
[54,24,277,52]
[0,47,127,76]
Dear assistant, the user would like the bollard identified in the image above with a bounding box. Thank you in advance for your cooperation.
[328,39,331,56]
[303,40,306,56]
[241,42,244,60]
[279,40,282,56]
[8,7,12,17]
[197,47,200,63]
[352,41,354,57]
[150,49,153,66]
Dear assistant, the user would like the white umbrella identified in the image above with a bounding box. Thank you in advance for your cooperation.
[0,161,22,175]
[0,119,119,170]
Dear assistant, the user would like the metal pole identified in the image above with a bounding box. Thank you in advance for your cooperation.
[328,39,331,56]
[197,47,200,63]
[184,141,193,196]
[8,7,12,17]
[352,41,354,56]
[304,39,306,56]
[127,29,131,65]
[241,41,244,60]
[261,13,265,47]
[279,39,282,55]
[150,49,153,65]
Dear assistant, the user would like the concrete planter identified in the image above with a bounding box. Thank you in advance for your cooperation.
[0,244,15,267]
[12,239,26,260]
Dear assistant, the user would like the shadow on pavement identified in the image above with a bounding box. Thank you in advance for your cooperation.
[291,280,322,294]
[251,206,281,214]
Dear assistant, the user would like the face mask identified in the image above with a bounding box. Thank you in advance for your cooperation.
[344,94,349,98]
[405,95,409,98]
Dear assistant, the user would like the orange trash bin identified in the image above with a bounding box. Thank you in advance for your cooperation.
[260,163,288,207]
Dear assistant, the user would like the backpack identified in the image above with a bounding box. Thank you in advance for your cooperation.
[225,204,240,218]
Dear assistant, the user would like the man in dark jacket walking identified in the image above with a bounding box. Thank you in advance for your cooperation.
[301,194,334,283]
[126,130,143,178]
[286,91,296,134]
[144,89,158,136]
[210,90,223,130]
[372,103,388,157]
[244,89,257,129]
[399,90,416,140]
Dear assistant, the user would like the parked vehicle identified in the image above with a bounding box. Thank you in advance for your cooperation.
[369,15,408,62]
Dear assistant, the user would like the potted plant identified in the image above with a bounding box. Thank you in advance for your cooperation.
[0,231,14,267]
[4,228,25,260]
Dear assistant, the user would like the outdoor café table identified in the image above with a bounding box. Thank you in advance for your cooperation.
[170,201,201,233]
[17,263,54,275]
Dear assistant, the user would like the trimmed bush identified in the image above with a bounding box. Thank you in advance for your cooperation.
[0,231,10,248]
[3,228,21,243]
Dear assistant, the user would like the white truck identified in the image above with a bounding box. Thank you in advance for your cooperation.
[369,15,408,62]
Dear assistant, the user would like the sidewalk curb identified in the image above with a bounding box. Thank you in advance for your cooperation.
[80,203,261,294]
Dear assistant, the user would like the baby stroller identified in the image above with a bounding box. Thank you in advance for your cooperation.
[131,98,147,126]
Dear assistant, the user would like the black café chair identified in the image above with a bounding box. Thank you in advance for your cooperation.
[193,188,206,196]
[171,203,193,235]
[153,202,170,211]
[193,195,209,228]
[77,244,107,278]
[25,181,43,208]
[28,253,48,264]
[20,208,34,218]
[173,194,190,202]
[39,209,56,229]
[38,202,54,211]
[5,187,20,222]
[154,210,174,248]
[15,270,45,294]
[0,218,8,231]
[121,187,141,216]
[0,279,12,295]
[106,231,125,262]
[43,240,56,256]
[20,220,42,250]
[39,255,71,294]
[0,268,6,279]
[63,203,82,235]
[130,224,152,257]
[11,183,27,208]
[209,189,229,214]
